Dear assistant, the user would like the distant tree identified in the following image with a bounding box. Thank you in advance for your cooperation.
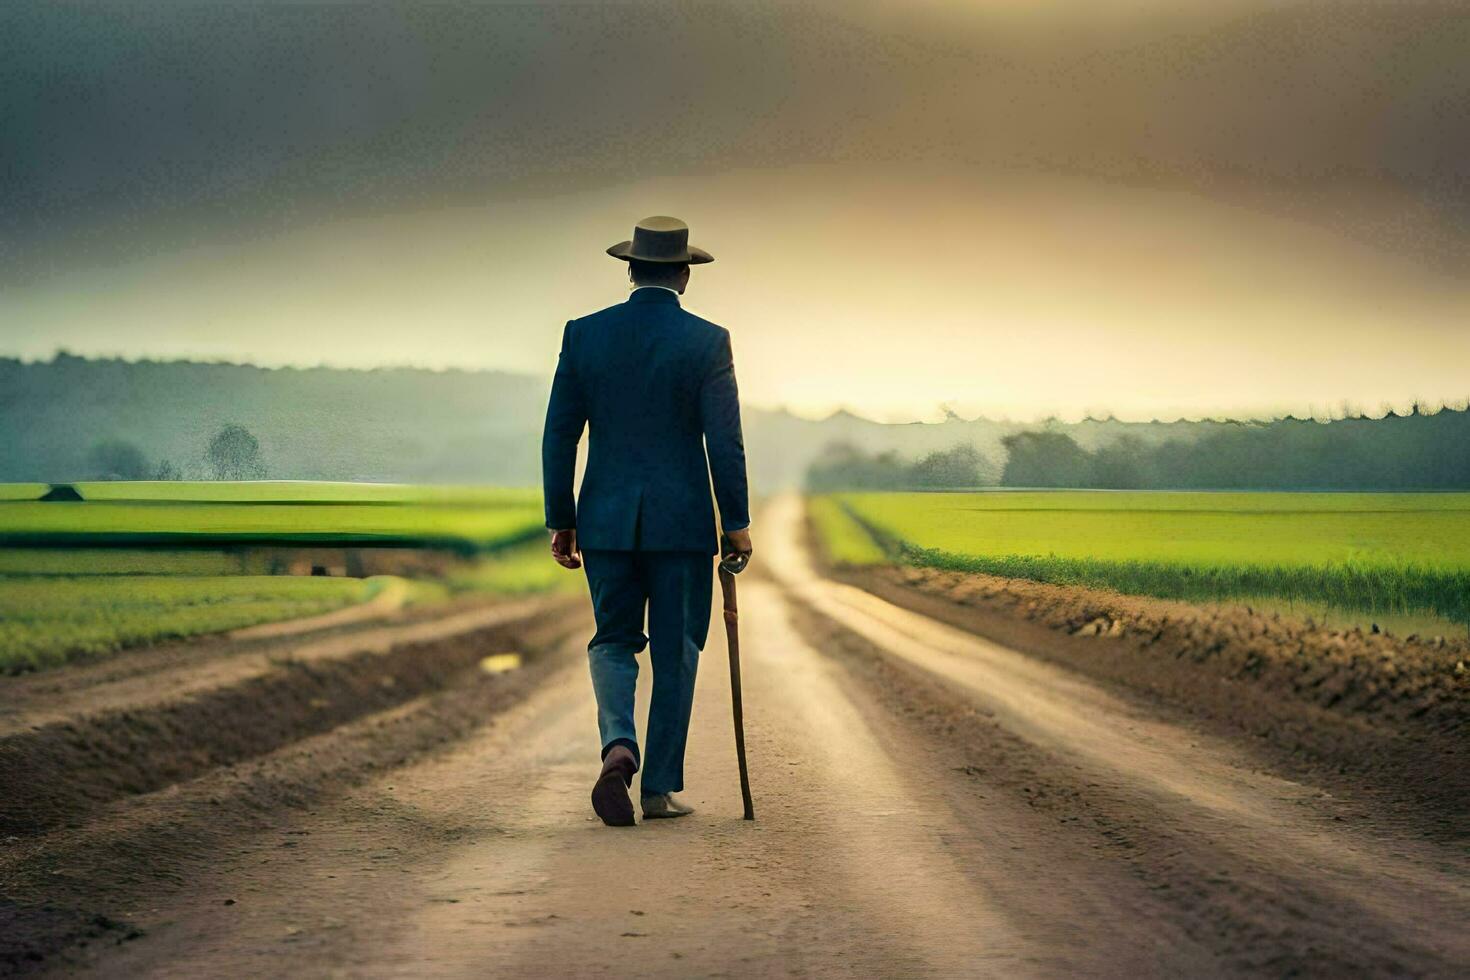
[88,439,151,480]
[1000,431,1091,487]
[1090,435,1150,489]
[153,459,182,481]
[206,424,266,480]
[911,444,993,488]
[806,442,997,491]
[805,442,909,491]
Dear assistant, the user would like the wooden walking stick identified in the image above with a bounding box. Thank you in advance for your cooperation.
[719,542,755,821]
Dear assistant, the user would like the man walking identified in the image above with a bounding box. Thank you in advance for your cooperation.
[542,216,753,827]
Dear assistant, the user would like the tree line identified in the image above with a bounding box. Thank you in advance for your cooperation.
[87,425,267,481]
[806,443,999,491]
[807,404,1470,491]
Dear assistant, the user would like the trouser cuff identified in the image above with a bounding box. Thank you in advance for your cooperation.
[601,738,641,784]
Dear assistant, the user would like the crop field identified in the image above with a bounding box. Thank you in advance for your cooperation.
[72,482,537,504]
[0,574,380,672]
[0,482,544,551]
[0,484,48,501]
[0,482,568,673]
[444,538,585,597]
[0,548,273,577]
[815,491,1470,628]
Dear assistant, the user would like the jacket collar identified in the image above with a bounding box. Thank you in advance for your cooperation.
[626,286,682,306]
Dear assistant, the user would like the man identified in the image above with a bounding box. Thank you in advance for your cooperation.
[542,215,753,827]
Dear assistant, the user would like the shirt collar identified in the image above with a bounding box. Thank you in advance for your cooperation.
[627,285,682,305]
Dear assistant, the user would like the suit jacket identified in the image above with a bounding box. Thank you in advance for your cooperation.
[541,287,750,554]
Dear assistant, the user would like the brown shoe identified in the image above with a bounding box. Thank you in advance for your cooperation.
[591,745,637,827]
[640,793,695,819]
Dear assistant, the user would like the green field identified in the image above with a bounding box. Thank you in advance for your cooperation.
[0,548,273,577]
[0,482,543,551]
[444,538,586,597]
[0,575,381,672]
[0,484,48,501]
[71,481,537,505]
[816,492,1470,628]
[0,546,584,674]
[0,482,572,673]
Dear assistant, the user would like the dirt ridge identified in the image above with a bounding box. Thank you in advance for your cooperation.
[0,626,583,975]
[837,563,1469,840]
[0,597,580,838]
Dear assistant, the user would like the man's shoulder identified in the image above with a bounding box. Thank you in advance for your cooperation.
[678,307,726,337]
[569,302,625,329]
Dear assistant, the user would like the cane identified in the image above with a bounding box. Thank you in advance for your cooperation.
[718,540,755,821]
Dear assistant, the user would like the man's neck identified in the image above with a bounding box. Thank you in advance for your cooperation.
[632,284,681,296]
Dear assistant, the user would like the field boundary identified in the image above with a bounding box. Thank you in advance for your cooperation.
[901,545,1470,627]
[832,498,1470,627]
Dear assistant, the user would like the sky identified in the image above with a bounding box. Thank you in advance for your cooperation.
[3,1,1468,423]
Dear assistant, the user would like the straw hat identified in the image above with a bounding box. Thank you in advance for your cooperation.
[606,215,714,264]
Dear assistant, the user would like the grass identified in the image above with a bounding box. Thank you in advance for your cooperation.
[0,548,273,576]
[70,481,538,505]
[0,482,544,551]
[0,501,542,549]
[807,496,889,566]
[0,543,582,673]
[444,538,587,597]
[823,491,1470,627]
[0,481,569,673]
[0,574,379,673]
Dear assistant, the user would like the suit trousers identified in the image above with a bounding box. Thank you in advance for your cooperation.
[582,549,712,797]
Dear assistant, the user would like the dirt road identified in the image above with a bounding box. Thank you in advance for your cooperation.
[13,495,1470,977]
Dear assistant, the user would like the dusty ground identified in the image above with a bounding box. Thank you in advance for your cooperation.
[3,494,1467,977]
[840,563,1468,733]
[828,565,1469,844]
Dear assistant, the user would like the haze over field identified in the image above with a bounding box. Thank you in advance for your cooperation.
[4,1,1469,421]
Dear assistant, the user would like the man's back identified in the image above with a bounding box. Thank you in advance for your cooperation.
[541,286,749,554]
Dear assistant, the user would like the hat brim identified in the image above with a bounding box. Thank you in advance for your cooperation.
[606,241,714,264]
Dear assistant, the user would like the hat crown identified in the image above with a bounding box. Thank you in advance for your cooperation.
[606,215,713,264]
[637,215,686,233]
[630,217,689,260]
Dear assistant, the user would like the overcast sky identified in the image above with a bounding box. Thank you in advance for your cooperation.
[3,1,1468,421]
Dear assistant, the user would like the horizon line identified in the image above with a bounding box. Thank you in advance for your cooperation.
[6,348,1467,430]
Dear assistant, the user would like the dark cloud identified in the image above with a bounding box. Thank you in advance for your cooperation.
[3,1,1468,277]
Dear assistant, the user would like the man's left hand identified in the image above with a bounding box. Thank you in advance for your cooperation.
[722,527,753,567]
[550,528,582,569]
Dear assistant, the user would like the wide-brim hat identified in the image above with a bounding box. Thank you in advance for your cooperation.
[606,215,713,264]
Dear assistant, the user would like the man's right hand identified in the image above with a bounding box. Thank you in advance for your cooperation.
[550,528,581,569]
[722,527,753,566]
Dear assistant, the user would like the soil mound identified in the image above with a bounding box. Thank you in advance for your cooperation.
[868,564,1468,734]
[832,563,1468,839]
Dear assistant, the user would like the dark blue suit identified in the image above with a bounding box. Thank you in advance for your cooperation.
[542,286,749,549]
[541,286,750,795]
